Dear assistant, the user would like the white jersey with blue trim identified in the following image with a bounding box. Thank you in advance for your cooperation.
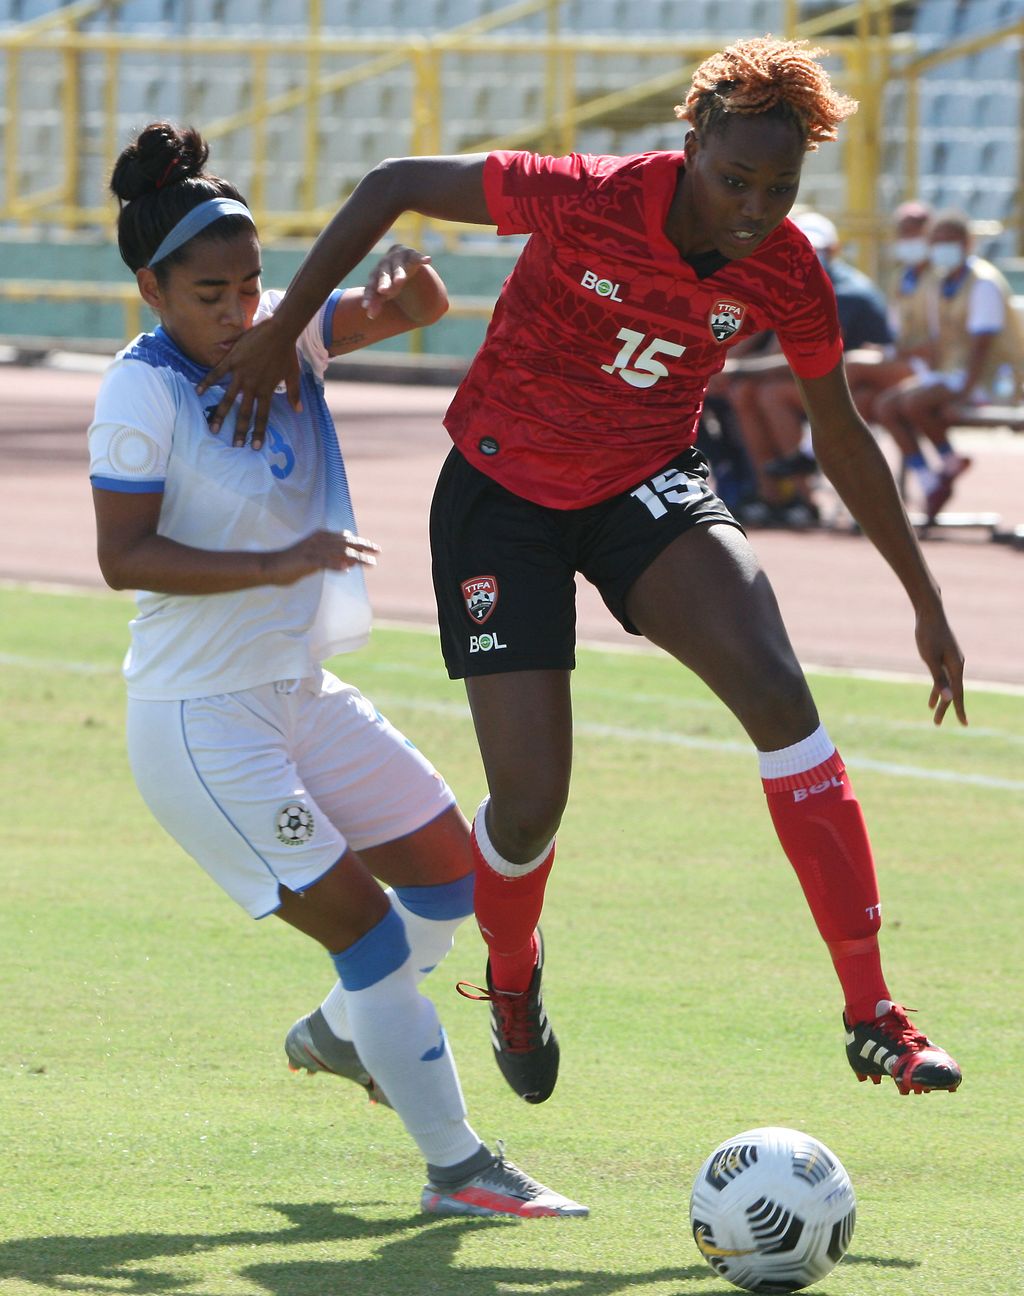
[88,289,372,700]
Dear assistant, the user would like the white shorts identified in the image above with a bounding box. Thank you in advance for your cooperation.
[126,669,455,918]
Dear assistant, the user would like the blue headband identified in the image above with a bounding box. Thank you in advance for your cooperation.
[147,197,255,267]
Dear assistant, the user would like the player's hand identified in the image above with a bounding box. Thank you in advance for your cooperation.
[197,315,302,451]
[915,603,967,726]
[361,244,433,320]
[268,529,380,587]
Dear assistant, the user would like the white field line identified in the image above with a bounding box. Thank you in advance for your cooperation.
[2,650,1019,792]
[368,694,1024,794]
[2,591,1022,787]
[3,583,1023,698]
[352,657,1024,746]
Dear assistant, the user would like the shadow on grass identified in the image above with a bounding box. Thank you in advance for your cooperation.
[0,1200,708,1295]
[844,1251,920,1271]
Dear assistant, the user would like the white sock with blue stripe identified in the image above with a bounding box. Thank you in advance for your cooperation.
[320,873,473,1039]
[332,905,482,1167]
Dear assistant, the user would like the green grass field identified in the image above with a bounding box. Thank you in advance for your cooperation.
[2,585,1022,1295]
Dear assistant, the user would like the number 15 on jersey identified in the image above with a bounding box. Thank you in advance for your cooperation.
[601,328,687,389]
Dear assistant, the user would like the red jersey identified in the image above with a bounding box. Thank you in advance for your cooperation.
[443,150,843,509]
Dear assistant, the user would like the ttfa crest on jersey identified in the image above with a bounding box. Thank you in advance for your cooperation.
[709,299,746,342]
[461,576,499,624]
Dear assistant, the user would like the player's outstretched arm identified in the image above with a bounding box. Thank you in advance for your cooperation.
[326,244,449,357]
[796,363,967,727]
[198,155,489,448]
[93,488,378,595]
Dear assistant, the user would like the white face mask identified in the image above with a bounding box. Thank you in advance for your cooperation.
[930,241,967,273]
[893,236,929,266]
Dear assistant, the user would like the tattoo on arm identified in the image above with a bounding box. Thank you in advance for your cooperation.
[334,331,367,347]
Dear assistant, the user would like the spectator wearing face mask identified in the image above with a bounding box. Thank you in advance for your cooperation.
[874,209,1024,521]
[886,200,935,369]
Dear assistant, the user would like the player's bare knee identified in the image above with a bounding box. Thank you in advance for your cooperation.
[487,790,566,863]
[736,659,817,749]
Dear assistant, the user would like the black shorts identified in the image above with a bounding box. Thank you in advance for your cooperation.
[429,446,743,679]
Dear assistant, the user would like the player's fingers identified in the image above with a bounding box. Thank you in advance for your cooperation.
[362,288,383,320]
[944,651,968,726]
[232,393,256,448]
[384,264,407,293]
[250,397,273,452]
[196,360,227,397]
[930,684,952,727]
[208,376,241,434]
[341,529,381,557]
[341,546,378,567]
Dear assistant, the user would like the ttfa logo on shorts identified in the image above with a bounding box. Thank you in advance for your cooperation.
[461,575,498,624]
[708,299,746,342]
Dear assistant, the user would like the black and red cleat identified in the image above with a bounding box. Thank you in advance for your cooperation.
[457,928,559,1105]
[844,1000,962,1095]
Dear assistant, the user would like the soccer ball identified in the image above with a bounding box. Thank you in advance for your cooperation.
[689,1126,856,1294]
[275,802,315,846]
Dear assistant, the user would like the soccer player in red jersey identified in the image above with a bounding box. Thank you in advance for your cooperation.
[202,37,965,1101]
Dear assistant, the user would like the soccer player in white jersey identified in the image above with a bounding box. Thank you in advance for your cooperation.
[87,120,587,1220]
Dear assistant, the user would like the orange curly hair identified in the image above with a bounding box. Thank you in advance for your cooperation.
[676,36,858,152]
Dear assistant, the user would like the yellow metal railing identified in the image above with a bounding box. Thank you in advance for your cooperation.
[1,0,1021,338]
[0,277,496,347]
[0,278,145,340]
[897,19,1024,199]
[1,0,916,236]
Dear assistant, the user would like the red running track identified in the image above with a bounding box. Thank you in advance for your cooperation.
[1,360,1021,689]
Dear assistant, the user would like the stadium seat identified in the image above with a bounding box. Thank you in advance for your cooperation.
[431,0,485,29]
[977,86,1022,129]
[570,0,630,31]
[960,0,1023,31]
[911,0,961,38]
[18,0,68,18]
[979,134,1019,179]
[964,44,1019,80]
[116,1,177,27]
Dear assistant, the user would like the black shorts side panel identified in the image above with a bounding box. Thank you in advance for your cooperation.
[430,449,578,679]
[579,447,744,634]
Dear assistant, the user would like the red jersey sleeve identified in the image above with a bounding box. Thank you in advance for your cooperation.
[483,150,596,237]
[769,238,845,379]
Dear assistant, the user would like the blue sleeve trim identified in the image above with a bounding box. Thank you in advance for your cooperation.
[90,475,165,494]
[331,905,410,990]
[321,288,345,350]
[395,872,475,921]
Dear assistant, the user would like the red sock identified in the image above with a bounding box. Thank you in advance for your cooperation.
[762,748,890,1023]
[471,826,553,994]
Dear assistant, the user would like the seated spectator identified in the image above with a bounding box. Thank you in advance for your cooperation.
[697,332,770,522]
[695,390,760,518]
[724,211,911,525]
[887,199,935,371]
[874,209,1024,521]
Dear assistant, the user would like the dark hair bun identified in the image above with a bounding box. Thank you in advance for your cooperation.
[110,122,209,203]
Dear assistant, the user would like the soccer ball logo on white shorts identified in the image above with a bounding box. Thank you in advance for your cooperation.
[275,802,316,847]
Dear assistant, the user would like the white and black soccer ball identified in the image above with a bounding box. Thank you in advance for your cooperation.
[689,1126,856,1294]
[275,802,315,847]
